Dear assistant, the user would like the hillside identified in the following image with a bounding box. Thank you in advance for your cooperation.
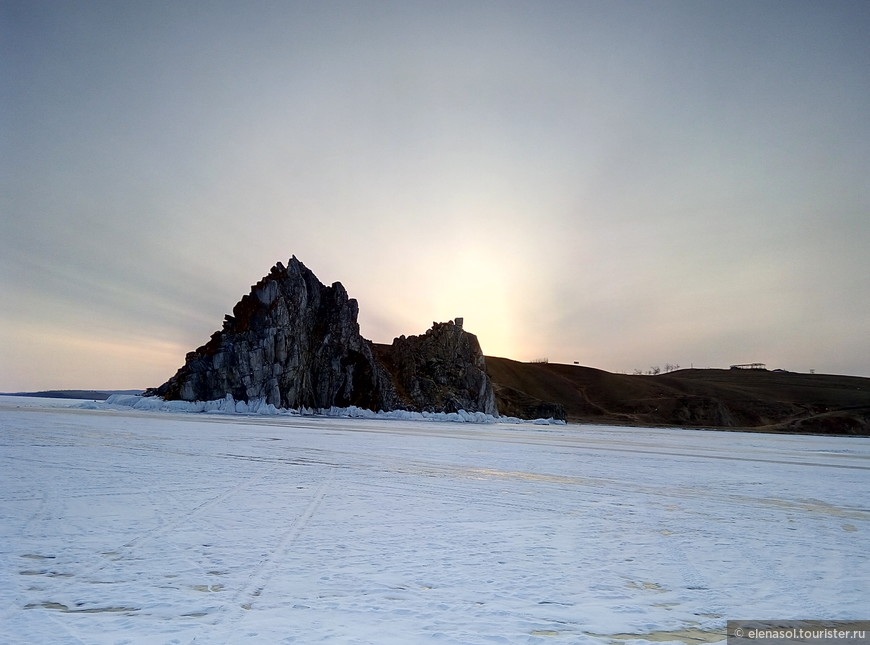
[485,357,870,435]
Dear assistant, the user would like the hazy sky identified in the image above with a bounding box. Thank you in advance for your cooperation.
[2,1,869,391]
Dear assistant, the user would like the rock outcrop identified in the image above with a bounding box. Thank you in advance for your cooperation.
[147,256,498,416]
[488,384,567,422]
[373,320,498,415]
[147,257,399,411]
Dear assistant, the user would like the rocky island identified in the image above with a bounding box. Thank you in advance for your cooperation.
[146,256,498,416]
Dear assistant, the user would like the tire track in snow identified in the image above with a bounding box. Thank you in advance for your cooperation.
[1,490,72,628]
[119,463,279,551]
[188,470,333,645]
[16,490,49,539]
[7,462,280,624]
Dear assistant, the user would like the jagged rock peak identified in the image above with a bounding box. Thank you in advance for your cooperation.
[146,256,399,411]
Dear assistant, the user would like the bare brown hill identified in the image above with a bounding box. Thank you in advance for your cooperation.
[485,357,870,435]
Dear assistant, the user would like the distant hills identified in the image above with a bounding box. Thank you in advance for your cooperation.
[1,390,143,401]
[486,357,870,436]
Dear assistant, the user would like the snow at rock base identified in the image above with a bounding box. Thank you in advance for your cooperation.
[97,393,565,425]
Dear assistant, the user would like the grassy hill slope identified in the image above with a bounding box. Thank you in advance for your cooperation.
[486,357,870,435]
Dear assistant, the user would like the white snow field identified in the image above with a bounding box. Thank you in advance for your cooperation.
[1,398,868,645]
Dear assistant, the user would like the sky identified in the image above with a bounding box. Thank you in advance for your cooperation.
[2,0,869,391]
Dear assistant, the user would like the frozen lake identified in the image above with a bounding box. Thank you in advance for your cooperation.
[1,398,868,644]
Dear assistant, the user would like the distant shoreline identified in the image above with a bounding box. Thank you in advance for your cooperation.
[0,389,143,401]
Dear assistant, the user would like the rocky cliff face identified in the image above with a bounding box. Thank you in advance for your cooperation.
[147,257,399,411]
[147,257,498,416]
[374,320,498,415]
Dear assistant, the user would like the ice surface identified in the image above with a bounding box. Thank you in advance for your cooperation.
[1,399,868,644]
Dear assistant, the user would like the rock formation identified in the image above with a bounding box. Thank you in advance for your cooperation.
[374,319,498,415]
[146,256,498,416]
[147,257,399,411]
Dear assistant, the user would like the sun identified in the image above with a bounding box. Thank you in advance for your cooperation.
[424,249,520,359]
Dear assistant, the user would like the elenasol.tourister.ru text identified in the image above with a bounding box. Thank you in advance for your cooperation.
[728,621,869,645]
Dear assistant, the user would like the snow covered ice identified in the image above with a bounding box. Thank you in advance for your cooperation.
[1,397,868,644]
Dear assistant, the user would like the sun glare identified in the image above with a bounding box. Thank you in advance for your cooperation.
[424,249,519,358]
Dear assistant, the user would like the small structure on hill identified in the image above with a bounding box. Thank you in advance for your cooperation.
[730,363,767,370]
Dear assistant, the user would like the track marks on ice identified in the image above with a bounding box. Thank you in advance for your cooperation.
[238,474,332,607]
[4,460,284,633]
[187,471,333,644]
[119,463,280,552]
